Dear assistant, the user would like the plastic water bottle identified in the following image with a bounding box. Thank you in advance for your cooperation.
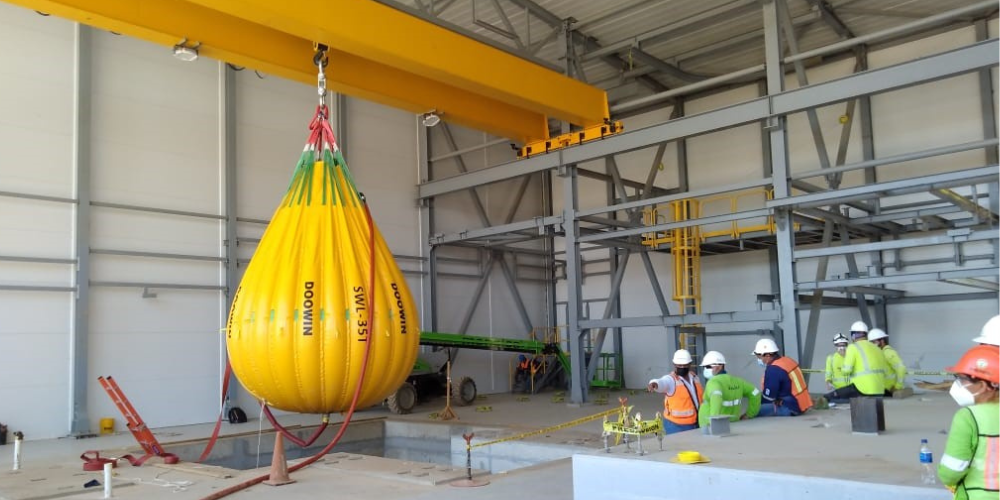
[919,438,936,485]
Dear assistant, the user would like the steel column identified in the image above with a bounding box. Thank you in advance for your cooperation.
[69,24,93,435]
[764,0,801,360]
[220,62,241,412]
[418,117,437,331]
[561,165,587,404]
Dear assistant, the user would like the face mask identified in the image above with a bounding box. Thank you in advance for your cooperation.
[703,367,714,380]
[949,380,981,407]
[756,358,766,367]
[676,366,690,378]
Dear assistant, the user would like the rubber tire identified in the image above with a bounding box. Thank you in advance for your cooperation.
[452,377,477,406]
[387,382,418,414]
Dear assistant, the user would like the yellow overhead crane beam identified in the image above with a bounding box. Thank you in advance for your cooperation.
[6,0,615,146]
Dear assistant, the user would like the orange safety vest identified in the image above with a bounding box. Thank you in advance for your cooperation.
[762,357,813,414]
[663,373,704,425]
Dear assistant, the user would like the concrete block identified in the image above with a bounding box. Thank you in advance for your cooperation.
[703,416,731,437]
[850,397,885,434]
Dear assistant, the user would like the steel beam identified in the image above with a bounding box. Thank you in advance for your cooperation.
[791,139,999,182]
[798,267,1000,290]
[580,310,780,329]
[497,254,535,334]
[770,166,999,210]
[784,1,997,64]
[579,208,771,243]
[887,292,996,304]
[943,278,999,291]
[795,230,999,259]
[419,39,998,198]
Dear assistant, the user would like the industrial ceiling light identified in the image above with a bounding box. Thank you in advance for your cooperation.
[422,110,441,127]
[173,38,201,62]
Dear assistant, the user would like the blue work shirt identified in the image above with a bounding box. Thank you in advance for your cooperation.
[762,360,801,414]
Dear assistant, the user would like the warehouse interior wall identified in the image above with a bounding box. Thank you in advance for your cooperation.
[0,1,996,440]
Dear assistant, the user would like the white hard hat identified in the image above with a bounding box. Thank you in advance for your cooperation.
[850,321,869,334]
[752,338,779,355]
[672,349,693,365]
[867,328,888,341]
[973,315,1000,346]
[832,333,849,345]
[700,351,727,366]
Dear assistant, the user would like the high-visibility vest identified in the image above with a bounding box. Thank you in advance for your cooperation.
[762,356,813,414]
[944,403,999,499]
[843,340,886,395]
[825,353,850,389]
[881,345,907,391]
[663,373,704,426]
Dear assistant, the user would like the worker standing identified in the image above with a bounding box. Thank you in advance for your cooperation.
[753,338,813,416]
[698,350,761,427]
[937,343,999,499]
[825,333,851,391]
[973,315,1000,346]
[823,321,887,402]
[868,328,907,396]
[647,349,703,434]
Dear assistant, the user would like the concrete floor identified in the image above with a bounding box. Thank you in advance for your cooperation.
[0,387,960,500]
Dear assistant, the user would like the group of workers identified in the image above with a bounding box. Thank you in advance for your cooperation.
[822,321,907,403]
[646,315,1000,500]
[647,336,813,433]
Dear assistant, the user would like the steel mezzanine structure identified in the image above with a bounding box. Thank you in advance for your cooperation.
[417,1,999,404]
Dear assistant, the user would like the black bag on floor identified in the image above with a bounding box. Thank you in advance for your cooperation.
[227,407,248,424]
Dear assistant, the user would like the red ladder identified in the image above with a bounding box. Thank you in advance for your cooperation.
[97,376,178,465]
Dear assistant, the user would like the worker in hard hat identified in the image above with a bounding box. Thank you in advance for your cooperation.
[698,350,761,427]
[868,328,907,396]
[973,315,1000,346]
[937,343,999,499]
[514,354,531,393]
[753,338,813,416]
[822,321,887,402]
[825,333,851,392]
[647,349,703,434]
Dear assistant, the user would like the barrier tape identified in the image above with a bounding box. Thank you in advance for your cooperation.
[801,368,950,376]
[469,407,621,450]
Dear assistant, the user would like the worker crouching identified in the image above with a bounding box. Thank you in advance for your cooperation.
[753,338,813,417]
[698,350,761,427]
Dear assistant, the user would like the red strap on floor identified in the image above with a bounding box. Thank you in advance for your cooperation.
[81,450,179,471]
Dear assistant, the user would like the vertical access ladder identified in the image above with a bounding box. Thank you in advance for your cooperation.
[98,376,178,465]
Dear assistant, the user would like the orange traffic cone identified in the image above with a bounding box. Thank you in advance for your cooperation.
[263,433,295,486]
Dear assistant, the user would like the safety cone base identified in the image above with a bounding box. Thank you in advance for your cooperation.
[264,433,295,486]
[450,478,490,487]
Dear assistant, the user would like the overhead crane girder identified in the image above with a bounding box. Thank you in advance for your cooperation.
[7,0,611,144]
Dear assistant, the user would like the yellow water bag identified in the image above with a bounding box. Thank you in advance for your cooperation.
[226,144,419,414]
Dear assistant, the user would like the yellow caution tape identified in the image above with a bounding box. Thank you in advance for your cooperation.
[469,407,621,450]
[801,368,949,376]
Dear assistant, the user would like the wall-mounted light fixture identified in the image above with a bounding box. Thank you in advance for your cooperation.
[173,38,201,62]
[421,110,442,127]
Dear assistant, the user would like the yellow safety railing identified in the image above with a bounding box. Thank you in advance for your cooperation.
[641,187,783,249]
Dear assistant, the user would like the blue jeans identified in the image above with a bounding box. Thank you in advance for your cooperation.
[663,419,699,434]
[758,402,796,417]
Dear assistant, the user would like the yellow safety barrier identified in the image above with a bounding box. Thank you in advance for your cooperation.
[467,407,621,450]
[802,368,951,377]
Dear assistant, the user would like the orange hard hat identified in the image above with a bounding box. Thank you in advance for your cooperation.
[947,345,1000,384]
